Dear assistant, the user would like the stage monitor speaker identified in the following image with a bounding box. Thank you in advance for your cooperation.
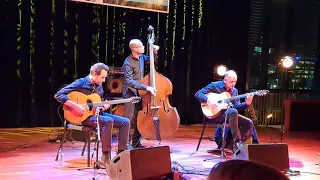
[108,146,172,180]
[105,67,124,97]
[232,143,289,172]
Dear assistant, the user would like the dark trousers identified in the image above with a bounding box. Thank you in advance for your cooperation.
[210,108,253,144]
[123,90,141,145]
[215,126,259,149]
[82,112,130,153]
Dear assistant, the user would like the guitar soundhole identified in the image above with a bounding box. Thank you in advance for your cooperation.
[87,100,93,111]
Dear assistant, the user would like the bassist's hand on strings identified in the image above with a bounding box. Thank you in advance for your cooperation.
[147,86,157,96]
[153,45,159,54]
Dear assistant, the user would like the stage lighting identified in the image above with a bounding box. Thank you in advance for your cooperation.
[278,56,295,144]
[279,56,294,70]
[216,65,228,76]
[213,65,228,80]
[266,113,273,119]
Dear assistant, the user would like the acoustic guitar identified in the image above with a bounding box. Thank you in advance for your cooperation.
[201,90,269,119]
[64,91,141,124]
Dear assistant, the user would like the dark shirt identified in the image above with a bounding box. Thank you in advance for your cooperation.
[195,81,248,112]
[122,54,149,96]
[54,75,104,104]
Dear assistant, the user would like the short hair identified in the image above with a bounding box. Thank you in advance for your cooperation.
[90,62,109,75]
[129,39,142,50]
[208,160,289,180]
[224,70,237,79]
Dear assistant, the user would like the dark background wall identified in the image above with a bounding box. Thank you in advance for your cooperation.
[1,0,261,127]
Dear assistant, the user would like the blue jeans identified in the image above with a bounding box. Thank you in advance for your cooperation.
[209,108,253,143]
[215,126,260,149]
[82,112,130,153]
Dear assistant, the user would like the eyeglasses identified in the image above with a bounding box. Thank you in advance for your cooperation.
[134,45,144,48]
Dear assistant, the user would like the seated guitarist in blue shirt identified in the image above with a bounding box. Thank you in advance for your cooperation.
[195,70,254,152]
[54,62,130,166]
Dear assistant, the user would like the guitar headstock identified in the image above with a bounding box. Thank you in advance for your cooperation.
[255,90,270,96]
[130,96,142,104]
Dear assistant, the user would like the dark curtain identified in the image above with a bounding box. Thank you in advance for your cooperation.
[1,0,251,128]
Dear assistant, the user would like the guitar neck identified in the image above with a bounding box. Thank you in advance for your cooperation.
[226,92,257,102]
[90,99,130,108]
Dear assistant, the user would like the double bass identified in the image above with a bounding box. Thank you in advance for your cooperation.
[137,25,180,142]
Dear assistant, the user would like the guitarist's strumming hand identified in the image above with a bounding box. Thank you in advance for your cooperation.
[245,94,254,105]
[65,100,85,117]
[73,104,85,117]
[207,97,217,109]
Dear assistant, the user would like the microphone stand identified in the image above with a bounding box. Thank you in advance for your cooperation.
[204,101,233,162]
[78,106,105,180]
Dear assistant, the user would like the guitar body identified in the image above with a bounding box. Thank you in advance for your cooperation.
[64,91,101,124]
[201,90,270,119]
[201,92,231,119]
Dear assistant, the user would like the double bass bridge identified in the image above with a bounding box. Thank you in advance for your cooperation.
[150,105,161,110]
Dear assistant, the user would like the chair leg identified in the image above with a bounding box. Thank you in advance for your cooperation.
[196,118,207,151]
[55,120,67,161]
[86,133,91,167]
[81,141,87,156]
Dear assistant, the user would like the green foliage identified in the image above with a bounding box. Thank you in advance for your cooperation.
[15,0,203,81]
[30,0,35,86]
[92,5,101,61]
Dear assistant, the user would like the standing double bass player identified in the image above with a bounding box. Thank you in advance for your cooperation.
[122,26,180,149]
[122,38,159,149]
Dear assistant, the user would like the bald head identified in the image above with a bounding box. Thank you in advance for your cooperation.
[224,70,237,79]
[129,39,145,55]
[224,70,237,90]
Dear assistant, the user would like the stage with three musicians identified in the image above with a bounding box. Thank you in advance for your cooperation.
[1,0,320,180]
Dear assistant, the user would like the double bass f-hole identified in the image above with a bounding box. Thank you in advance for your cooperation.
[160,100,169,113]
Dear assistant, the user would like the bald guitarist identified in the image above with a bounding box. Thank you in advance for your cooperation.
[54,62,130,166]
[195,70,254,152]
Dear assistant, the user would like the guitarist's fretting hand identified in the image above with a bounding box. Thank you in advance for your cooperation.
[102,104,110,111]
[245,94,254,105]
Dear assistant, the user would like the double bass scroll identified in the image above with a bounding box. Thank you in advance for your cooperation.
[137,25,180,140]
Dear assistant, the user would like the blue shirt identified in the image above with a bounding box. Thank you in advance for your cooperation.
[54,75,104,104]
[194,81,248,112]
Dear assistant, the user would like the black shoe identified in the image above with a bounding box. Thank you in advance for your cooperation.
[207,148,221,153]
